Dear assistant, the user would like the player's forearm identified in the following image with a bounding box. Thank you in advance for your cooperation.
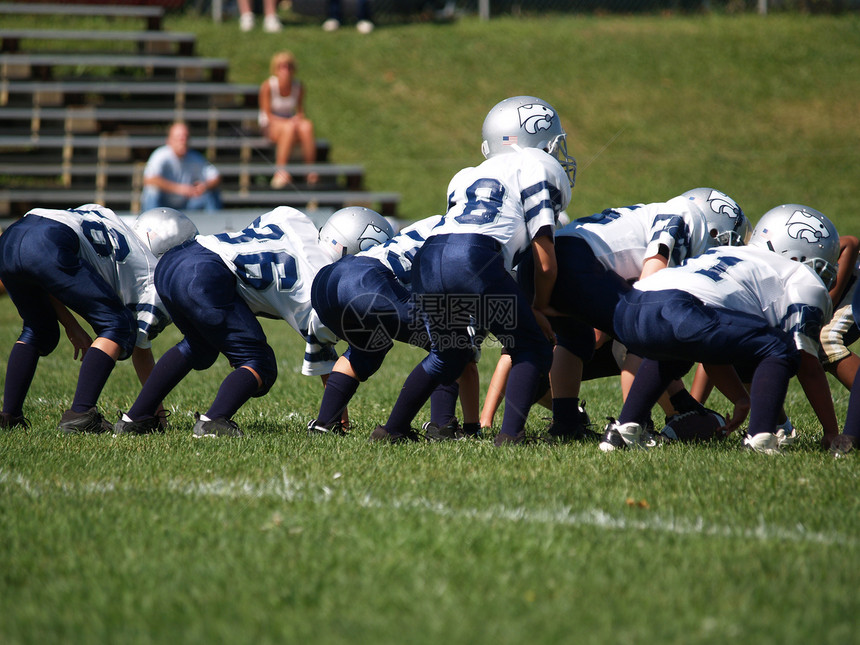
[531,235,557,311]
[797,351,839,437]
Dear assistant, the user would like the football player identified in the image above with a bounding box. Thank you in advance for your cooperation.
[371,95,576,445]
[115,206,392,437]
[308,213,481,440]
[829,278,860,457]
[604,204,840,454]
[516,187,751,442]
[692,233,860,448]
[0,204,195,433]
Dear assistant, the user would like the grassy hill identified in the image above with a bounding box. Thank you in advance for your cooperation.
[163,12,860,228]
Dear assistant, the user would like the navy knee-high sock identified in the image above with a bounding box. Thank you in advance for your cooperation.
[127,345,193,420]
[747,356,792,436]
[205,367,261,420]
[500,360,541,437]
[430,382,459,426]
[385,363,439,433]
[316,371,360,426]
[844,369,860,439]
[618,359,674,426]
[71,347,116,412]
[3,342,40,417]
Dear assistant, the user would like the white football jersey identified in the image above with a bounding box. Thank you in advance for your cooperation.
[195,206,337,376]
[557,196,713,281]
[26,204,167,348]
[359,215,442,287]
[634,245,833,354]
[428,147,571,272]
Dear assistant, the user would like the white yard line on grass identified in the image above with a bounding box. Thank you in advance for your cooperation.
[2,467,853,547]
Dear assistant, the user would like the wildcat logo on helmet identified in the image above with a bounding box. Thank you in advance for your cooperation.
[358,224,392,251]
[707,191,742,219]
[517,103,555,135]
[786,210,832,244]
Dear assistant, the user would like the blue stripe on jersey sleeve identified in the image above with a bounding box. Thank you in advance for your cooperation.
[522,182,564,223]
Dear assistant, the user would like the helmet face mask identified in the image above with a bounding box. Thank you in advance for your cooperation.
[318,207,394,262]
[681,187,750,247]
[748,203,840,289]
[133,207,198,258]
[481,96,577,188]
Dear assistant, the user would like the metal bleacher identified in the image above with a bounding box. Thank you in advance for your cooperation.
[0,3,400,219]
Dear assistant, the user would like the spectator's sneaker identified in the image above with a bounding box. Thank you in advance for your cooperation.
[356,20,375,34]
[742,432,781,455]
[369,425,420,443]
[192,413,243,438]
[322,18,341,31]
[114,413,162,436]
[0,412,29,429]
[263,15,283,33]
[493,431,525,446]
[775,419,797,448]
[58,407,112,434]
[829,434,856,458]
[239,12,254,31]
[307,419,347,436]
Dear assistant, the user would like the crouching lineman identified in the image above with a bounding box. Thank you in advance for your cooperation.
[372,95,576,445]
[114,206,392,437]
[308,214,482,440]
[517,187,751,442]
[604,204,840,454]
[0,204,196,433]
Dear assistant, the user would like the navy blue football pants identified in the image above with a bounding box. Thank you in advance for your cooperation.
[0,215,136,358]
[312,254,428,382]
[613,288,801,434]
[413,233,552,383]
[518,235,632,361]
[155,240,277,393]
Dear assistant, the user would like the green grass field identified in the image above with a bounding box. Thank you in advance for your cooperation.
[2,11,860,645]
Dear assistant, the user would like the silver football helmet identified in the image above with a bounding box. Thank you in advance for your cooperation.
[749,204,840,289]
[682,187,751,247]
[133,207,198,258]
[480,95,577,188]
[318,206,394,262]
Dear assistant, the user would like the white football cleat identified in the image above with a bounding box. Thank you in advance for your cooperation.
[743,432,781,455]
[356,20,375,34]
[322,18,341,31]
[599,420,655,452]
[775,419,796,448]
[239,12,254,31]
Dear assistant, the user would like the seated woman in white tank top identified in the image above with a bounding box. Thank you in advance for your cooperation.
[258,51,318,189]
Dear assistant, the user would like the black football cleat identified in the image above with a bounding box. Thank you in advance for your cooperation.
[114,414,163,436]
[58,407,112,434]
[829,434,856,459]
[307,419,347,436]
[493,431,526,446]
[368,425,421,444]
[192,413,243,438]
[0,412,30,430]
[423,418,468,441]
